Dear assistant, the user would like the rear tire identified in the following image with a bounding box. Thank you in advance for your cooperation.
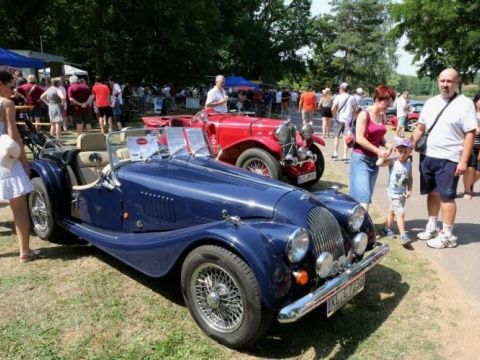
[28,177,70,243]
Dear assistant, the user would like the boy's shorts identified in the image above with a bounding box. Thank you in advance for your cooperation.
[388,193,406,215]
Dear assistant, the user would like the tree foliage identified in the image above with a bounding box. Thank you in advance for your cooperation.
[0,0,313,85]
[390,0,480,83]
[307,0,396,93]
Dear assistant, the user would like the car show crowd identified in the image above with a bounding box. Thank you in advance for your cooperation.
[0,66,479,266]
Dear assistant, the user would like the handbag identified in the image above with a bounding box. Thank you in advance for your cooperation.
[345,110,367,148]
[414,93,457,153]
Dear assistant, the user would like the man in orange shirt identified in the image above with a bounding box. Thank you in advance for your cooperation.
[91,76,113,133]
[298,85,317,125]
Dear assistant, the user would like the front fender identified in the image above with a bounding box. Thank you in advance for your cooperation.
[223,136,282,157]
[188,221,293,310]
[311,134,325,146]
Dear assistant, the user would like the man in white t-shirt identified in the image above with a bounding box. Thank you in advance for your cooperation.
[331,82,357,162]
[395,91,410,137]
[205,75,228,113]
[413,68,477,249]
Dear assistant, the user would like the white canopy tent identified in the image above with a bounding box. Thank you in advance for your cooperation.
[39,64,88,77]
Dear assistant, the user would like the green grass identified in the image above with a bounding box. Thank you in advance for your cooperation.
[0,153,454,360]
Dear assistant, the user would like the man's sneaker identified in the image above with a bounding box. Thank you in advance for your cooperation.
[399,233,412,246]
[417,226,439,240]
[381,228,396,238]
[427,231,458,249]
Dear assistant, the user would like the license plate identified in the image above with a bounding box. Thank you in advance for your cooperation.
[297,171,316,184]
[326,275,365,317]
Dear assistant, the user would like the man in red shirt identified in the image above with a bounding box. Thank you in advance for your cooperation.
[15,75,45,131]
[298,85,317,125]
[92,76,113,133]
[68,75,93,135]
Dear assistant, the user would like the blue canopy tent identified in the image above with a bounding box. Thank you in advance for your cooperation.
[0,48,45,68]
[225,76,259,90]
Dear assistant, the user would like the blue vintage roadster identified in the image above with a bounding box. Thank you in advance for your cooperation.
[27,127,388,348]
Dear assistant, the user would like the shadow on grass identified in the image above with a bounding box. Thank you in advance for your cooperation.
[247,263,408,358]
[309,178,348,193]
[71,242,406,358]
[90,249,185,306]
[0,221,15,236]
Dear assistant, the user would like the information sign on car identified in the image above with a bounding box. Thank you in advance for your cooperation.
[326,274,365,317]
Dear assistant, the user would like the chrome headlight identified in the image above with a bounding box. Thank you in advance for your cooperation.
[316,252,333,278]
[286,228,309,263]
[353,233,368,255]
[348,205,365,232]
[300,123,314,140]
[275,124,290,145]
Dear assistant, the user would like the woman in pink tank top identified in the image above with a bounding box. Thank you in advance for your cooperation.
[349,85,396,210]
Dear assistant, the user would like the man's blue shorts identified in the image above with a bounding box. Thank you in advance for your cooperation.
[420,155,459,200]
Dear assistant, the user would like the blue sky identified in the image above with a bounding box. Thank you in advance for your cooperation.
[311,1,418,76]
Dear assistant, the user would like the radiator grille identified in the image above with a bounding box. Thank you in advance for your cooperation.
[307,206,345,260]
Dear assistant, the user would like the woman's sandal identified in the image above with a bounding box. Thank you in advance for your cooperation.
[19,249,43,263]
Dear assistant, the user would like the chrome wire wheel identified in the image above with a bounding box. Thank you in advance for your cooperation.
[191,263,244,333]
[29,189,49,232]
[244,159,270,176]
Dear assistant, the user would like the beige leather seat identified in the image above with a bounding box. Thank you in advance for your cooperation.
[74,133,109,185]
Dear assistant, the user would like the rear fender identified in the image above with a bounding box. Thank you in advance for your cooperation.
[29,160,70,219]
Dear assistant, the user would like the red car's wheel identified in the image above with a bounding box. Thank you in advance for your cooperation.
[407,117,417,132]
[236,148,281,179]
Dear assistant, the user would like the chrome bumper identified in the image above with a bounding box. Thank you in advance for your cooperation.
[277,243,389,323]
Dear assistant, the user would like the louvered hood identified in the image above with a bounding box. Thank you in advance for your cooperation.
[116,158,295,231]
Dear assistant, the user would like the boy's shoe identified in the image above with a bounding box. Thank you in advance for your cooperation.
[381,228,396,238]
[417,226,439,240]
[399,233,412,246]
[427,231,458,249]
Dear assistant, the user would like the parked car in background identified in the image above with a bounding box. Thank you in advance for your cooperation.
[388,100,424,132]
[27,128,389,348]
[359,96,373,109]
[143,109,326,187]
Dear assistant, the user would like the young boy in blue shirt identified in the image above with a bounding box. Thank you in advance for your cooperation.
[377,137,413,246]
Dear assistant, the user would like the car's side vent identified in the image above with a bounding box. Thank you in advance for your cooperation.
[140,191,176,222]
[307,206,345,260]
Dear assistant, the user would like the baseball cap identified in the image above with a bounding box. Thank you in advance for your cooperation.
[356,87,364,95]
[0,134,21,170]
[395,137,412,148]
[339,82,349,89]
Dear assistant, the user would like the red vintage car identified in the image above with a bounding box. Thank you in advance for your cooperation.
[387,101,424,132]
[389,112,419,132]
[142,109,326,186]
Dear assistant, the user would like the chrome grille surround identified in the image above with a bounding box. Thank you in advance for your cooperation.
[281,122,298,161]
[307,206,345,260]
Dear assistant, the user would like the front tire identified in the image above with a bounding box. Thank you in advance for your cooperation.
[181,245,272,348]
[28,177,68,243]
[236,148,281,179]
